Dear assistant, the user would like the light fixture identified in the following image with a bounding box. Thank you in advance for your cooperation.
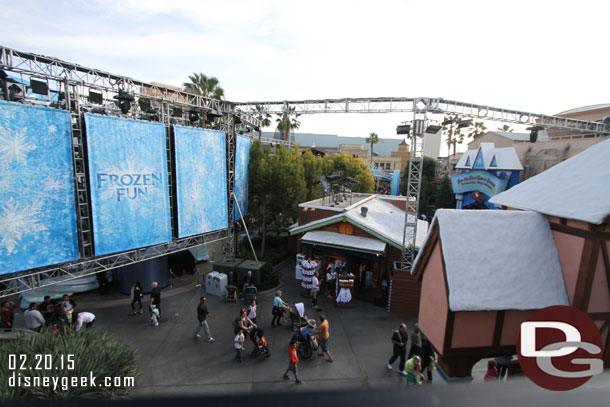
[458,119,473,128]
[425,124,442,134]
[188,107,200,123]
[172,106,183,118]
[396,124,411,135]
[526,125,545,143]
[114,90,134,114]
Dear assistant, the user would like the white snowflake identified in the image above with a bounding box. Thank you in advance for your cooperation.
[42,175,67,193]
[0,197,47,254]
[48,124,57,134]
[0,175,14,191]
[0,126,37,169]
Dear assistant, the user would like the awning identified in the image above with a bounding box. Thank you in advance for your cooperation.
[301,231,386,255]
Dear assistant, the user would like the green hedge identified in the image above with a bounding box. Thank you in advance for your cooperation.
[0,328,139,400]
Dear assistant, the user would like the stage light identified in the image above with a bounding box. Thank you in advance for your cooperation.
[8,83,25,102]
[205,110,222,125]
[234,115,242,125]
[526,125,545,143]
[188,107,200,123]
[458,119,473,128]
[29,79,48,95]
[425,124,442,134]
[396,124,411,135]
[114,90,134,114]
[172,106,183,118]
[89,90,103,104]
[138,98,152,112]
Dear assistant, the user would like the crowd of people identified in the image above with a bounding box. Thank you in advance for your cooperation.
[1,295,96,334]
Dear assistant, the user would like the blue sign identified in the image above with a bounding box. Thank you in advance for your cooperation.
[451,170,509,197]
[0,101,79,274]
[174,126,228,237]
[85,114,171,255]
[234,134,251,221]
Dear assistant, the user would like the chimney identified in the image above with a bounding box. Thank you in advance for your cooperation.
[361,207,368,217]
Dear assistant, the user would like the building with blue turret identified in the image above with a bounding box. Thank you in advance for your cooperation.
[451,143,522,209]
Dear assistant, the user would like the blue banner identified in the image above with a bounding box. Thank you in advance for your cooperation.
[0,101,79,274]
[234,134,251,221]
[451,170,509,197]
[174,126,228,237]
[85,114,171,255]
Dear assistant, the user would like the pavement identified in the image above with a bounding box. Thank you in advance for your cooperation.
[6,257,610,403]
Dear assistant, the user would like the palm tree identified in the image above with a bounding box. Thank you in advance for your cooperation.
[275,106,301,142]
[183,72,225,99]
[442,115,465,167]
[252,105,272,140]
[365,132,380,165]
[467,121,488,139]
[497,124,514,132]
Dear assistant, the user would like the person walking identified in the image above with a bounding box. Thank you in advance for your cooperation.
[193,296,214,342]
[234,328,245,363]
[316,315,333,362]
[420,334,435,383]
[39,296,54,324]
[131,281,144,315]
[247,300,257,325]
[387,323,409,376]
[271,290,288,327]
[24,303,45,332]
[150,281,161,319]
[283,339,303,384]
[408,323,422,359]
[311,272,321,311]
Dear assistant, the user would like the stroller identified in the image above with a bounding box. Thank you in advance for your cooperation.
[225,285,238,303]
[243,286,257,304]
[287,302,308,331]
[250,328,270,361]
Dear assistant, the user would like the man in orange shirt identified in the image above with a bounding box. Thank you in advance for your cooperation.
[283,339,303,384]
[316,315,334,362]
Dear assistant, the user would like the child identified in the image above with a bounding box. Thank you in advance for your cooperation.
[257,330,270,358]
[248,300,257,325]
[283,339,303,384]
[234,328,245,363]
[404,355,425,385]
[484,359,498,381]
[150,305,160,327]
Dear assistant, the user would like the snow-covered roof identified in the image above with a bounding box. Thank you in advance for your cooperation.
[490,137,610,225]
[456,143,523,171]
[301,231,386,253]
[427,209,569,311]
[290,196,429,250]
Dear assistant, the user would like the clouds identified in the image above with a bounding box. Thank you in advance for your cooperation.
[1,0,608,150]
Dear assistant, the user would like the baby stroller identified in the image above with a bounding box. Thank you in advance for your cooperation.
[287,302,308,331]
[250,328,270,361]
[225,285,238,303]
[293,319,319,359]
[244,286,257,304]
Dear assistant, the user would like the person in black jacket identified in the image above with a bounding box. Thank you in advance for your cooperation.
[387,323,409,376]
[150,282,161,319]
[420,334,435,382]
[131,281,143,315]
[193,296,214,342]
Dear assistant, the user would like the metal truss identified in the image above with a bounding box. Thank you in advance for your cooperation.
[400,115,427,272]
[0,45,261,128]
[224,116,237,261]
[0,229,229,298]
[236,97,610,135]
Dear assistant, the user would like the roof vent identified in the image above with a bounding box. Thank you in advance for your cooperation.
[361,207,368,217]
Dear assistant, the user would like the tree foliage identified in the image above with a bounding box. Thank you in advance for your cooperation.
[247,141,306,257]
[324,153,374,193]
[497,124,513,132]
[275,107,301,141]
[183,72,225,99]
[365,132,380,165]
[468,121,488,139]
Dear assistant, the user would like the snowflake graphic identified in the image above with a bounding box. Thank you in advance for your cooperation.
[0,197,47,254]
[48,124,57,134]
[42,174,67,193]
[0,175,14,191]
[0,126,37,169]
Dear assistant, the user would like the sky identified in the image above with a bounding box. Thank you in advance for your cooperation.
[2,0,608,154]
